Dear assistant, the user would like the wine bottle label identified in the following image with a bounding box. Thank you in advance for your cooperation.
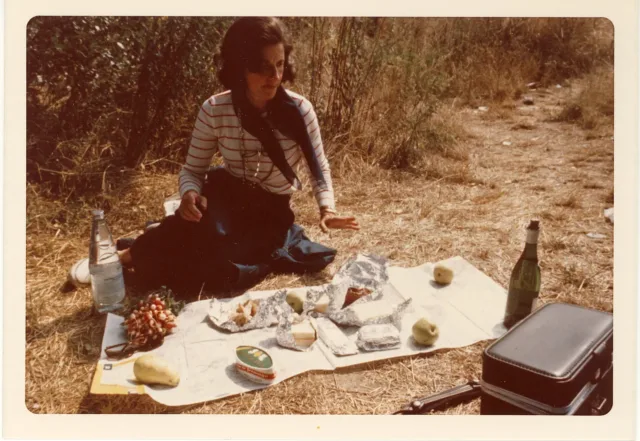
[525,229,539,244]
[510,260,541,292]
[505,260,541,320]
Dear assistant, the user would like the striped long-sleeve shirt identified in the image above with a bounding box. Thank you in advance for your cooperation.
[178,89,336,212]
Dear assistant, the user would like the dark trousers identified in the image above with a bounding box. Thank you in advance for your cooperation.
[129,168,335,297]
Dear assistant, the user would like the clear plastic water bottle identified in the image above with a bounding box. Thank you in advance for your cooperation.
[89,210,125,313]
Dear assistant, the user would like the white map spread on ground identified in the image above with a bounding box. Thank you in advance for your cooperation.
[93,255,508,406]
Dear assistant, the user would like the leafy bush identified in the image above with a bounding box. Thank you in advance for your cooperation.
[26,17,613,195]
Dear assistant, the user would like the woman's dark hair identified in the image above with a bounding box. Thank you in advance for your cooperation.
[217,17,296,90]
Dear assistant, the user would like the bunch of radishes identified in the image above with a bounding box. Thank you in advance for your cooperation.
[122,294,177,346]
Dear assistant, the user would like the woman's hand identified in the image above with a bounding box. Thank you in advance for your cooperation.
[177,190,208,222]
[319,209,360,233]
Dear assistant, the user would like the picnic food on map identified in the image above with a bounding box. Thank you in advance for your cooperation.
[123,294,178,347]
[412,317,440,346]
[286,291,305,314]
[433,264,454,285]
[313,294,330,314]
[343,286,373,307]
[230,299,260,326]
[133,354,180,387]
[235,345,276,384]
[291,320,317,349]
[356,324,401,351]
[209,293,283,332]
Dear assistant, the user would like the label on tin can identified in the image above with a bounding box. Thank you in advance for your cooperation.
[235,345,276,384]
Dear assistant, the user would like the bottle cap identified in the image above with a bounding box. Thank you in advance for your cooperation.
[92,209,105,219]
[528,219,540,230]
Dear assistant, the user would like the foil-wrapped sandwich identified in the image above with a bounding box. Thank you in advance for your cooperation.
[329,295,412,328]
[356,324,401,351]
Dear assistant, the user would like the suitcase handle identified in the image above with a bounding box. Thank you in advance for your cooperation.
[394,380,482,414]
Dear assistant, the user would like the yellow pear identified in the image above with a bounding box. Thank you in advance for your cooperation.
[433,264,454,285]
[133,354,180,387]
[412,318,440,346]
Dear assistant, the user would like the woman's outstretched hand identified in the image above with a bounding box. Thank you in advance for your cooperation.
[178,190,208,222]
[320,211,360,233]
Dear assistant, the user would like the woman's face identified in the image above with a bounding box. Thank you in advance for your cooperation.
[245,43,285,107]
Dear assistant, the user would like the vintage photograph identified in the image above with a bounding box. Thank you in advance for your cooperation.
[25,16,614,415]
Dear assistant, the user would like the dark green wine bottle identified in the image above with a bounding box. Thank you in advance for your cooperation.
[503,220,541,329]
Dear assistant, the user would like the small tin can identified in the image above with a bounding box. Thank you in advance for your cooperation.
[235,345,276,384]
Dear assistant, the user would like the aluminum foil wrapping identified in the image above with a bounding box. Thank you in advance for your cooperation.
[333,254,389,285]
[331,254,389,307]
[356,324,401,351]
[275,306,318,352]
[303,254,389,317]
[208,290,286,333]
[329,296,412,328]
[303,282,352,316]
[315,317,359,356]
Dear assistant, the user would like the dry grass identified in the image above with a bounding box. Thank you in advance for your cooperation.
[544,233,570,254]
[25,79,613,415]
[605,189,614,205]
[540,210,568,222]
[471,189,505,205]
[554,68,614,136]
[554,193,580,209]
[511,121,536,131]
[529,185,547,192]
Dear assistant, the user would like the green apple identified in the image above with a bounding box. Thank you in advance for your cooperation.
[433,264,454,285]
[412,318,440,346]
[286,291,305,314]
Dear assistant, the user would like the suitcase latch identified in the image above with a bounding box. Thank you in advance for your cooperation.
[591,339,610,383]
[591,396,608,415]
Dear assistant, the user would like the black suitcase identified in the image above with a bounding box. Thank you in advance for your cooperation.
[395,302,613,415]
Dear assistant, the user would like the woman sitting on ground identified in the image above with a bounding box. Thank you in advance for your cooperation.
[114,17,359,296]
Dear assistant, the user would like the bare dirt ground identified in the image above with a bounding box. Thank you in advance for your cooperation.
[25,81,613,414]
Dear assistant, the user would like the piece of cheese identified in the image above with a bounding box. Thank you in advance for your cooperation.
[313,294,330,314]
[350,300,391,323]
[291,321,317,348]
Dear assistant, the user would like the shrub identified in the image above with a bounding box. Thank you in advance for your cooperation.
[26,17,614,196]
